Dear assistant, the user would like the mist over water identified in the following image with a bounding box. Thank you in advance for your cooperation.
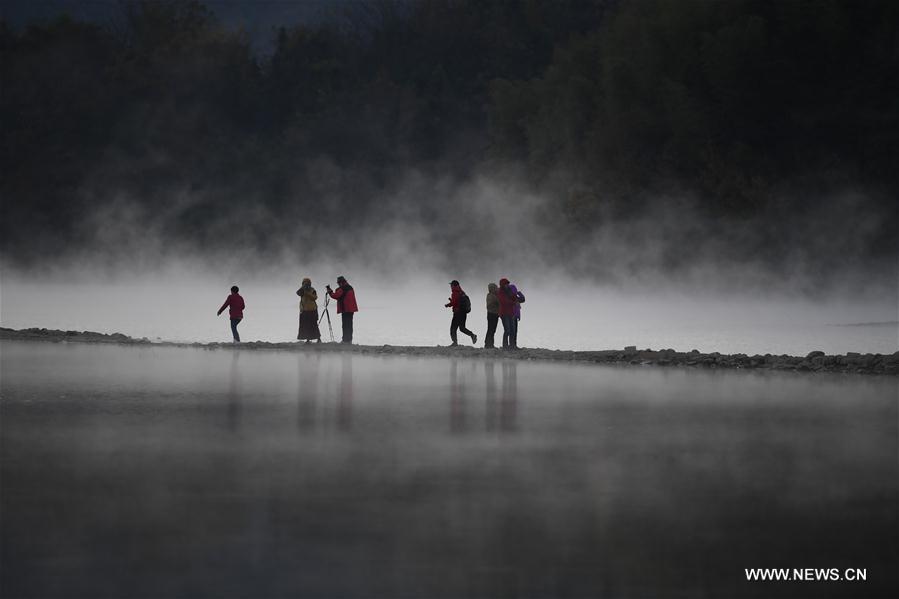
[2,266,896,355]
[2,0,897,356]
[3,4,899,598]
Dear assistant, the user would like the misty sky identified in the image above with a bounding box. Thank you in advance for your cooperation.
[2,0,896,304]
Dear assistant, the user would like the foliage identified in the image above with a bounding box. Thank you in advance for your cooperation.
[1,0,896,273]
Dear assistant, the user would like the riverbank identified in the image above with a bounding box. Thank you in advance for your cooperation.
[3,326,896,375]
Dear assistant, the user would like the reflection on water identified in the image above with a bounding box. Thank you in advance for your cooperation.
[450,360,466,433]
[228,351,241,432]
[294,353,354,434]
[338,353,353,432]
[1,341,897,598]
[451,360,520,434]
[485,360,518,433]
[296,353,318,431]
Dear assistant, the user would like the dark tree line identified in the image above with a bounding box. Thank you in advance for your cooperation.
[1,0,896,279]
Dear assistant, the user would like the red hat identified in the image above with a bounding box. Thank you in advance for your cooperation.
[499,278,510,285]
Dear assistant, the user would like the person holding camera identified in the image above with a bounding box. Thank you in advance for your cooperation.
[326,276,358,344]
[445,280,477,346]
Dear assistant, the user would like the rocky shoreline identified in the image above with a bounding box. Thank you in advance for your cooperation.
[2,327,897,375]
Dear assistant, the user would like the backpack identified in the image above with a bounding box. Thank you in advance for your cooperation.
[516,290,525,304]
[459,292,472,314]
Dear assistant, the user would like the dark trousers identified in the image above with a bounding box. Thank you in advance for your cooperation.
[501,315,518,348]
[230,318,242,342]
[341,312,354,343]
[450,312,475,344]
[485,312,499,348]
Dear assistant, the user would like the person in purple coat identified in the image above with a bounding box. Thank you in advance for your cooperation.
[508,281,525,345]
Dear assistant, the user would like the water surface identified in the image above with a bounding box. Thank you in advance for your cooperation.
[1,341,897,598]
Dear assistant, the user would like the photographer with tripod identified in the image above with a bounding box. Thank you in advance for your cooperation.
[326,276,358,344]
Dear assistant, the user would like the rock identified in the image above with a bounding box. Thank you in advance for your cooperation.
[0,326,894,376]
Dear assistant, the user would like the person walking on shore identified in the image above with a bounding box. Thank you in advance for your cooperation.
[445,280,477,346]
[497,278,519,349]
[217,285,246,343]
[485,282,499,348]
[327,276,358,344]
[296,277,321,343]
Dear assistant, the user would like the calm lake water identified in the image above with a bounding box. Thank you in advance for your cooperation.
[1,341,897,598]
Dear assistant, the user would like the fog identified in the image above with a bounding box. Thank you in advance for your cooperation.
[3,0,897,357]
[3,5,898,598]
[3,166,897,355]
[3,163,896,356]
[2,262,896,355]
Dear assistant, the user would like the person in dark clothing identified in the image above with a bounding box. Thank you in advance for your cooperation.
[296,277,321,343]
[327,276,358,344]
[497,278,519,349]
[485,282,499,348]
[445,280,477,346]
[217,285,245,343]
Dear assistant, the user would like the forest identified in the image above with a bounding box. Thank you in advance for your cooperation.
[1,0,896,287]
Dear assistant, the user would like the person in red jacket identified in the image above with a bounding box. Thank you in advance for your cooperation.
[496,277,519,349]
[326,275,358,344]
[217,285,246,343]
[444,280,477,346]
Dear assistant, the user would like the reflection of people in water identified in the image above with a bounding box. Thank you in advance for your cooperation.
[500,361,517,431]
[338,354,353,431]
[228,351,241,432]
[485,360,497,431]
[450,360,467,433]
[297,354,319,431]
[485,360,517,432]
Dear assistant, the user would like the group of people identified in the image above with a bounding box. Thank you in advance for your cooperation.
[216,275,524,350]
[296,275,358,344]
[216,276,358,344]
[446,278,524,350]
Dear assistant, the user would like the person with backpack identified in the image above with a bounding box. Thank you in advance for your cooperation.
[445,280,477,346]
[497,278,519,349]
[217,285,246,343]
[326,275,358,344]
[485,282,499,348]
[296,277,321,343]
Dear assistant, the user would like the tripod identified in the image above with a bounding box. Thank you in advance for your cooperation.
[318,292,335,342]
